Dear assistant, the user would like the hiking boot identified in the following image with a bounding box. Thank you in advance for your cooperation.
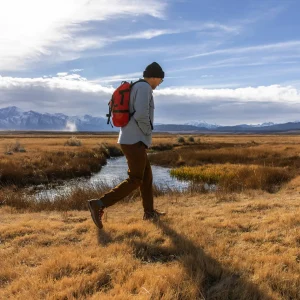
[143,209,166,221]
[87,199,105,229]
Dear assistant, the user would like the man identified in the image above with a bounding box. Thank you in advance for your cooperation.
[87,62,166,229]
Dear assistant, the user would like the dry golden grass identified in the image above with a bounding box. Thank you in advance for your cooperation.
[1,133,300,299]
[0,132,200,186]
[0,188,299,299]
[149,142,300,168]
[0,136,124,186]
[170,164,293,192]
[0,132,177,153]
[0,181,172,211]
[149,141,300,197]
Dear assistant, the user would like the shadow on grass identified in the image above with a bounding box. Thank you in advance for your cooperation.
[135,220,272,300]
[97,229,113,246]
[95,219,272,299]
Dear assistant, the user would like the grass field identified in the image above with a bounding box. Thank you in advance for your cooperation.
[0,133,299,299]
[0,132,177,186]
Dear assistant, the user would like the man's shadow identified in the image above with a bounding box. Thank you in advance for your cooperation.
[97,220,271,299]
[97,229,113,246]
[131,220,272,300]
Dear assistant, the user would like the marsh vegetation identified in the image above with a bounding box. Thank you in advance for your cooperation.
[0,133,299,299]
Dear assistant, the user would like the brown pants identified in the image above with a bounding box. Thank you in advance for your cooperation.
[99,142,154,212]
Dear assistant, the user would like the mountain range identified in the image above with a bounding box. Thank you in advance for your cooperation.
[1,106,300,133]
[0,106,115,132]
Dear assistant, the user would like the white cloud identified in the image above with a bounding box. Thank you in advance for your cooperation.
[0,0,167,71]
[70,69,84,73]
[0,75,114,117]
[57,28,181,56]
[0,0,244,71]
[168,55,300,74]
[1,75,300,126]
[92,72,141,84]
[0,75,113,94]
[1,75,300,104]
[197,22,240,34]
[200,75,214,78]
[182,40,300,60]
[155,85,300,103]
[113,23,240,41]
[93,73,187,84]
[89,46,182,58]
[114,29,180,40]
[57,72,68,77]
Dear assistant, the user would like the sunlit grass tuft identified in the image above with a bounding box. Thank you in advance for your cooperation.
[170,164,294,192]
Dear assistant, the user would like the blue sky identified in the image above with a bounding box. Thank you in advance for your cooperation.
[0,0,300,125]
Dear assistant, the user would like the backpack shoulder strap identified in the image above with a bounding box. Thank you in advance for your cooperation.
[130,79,149,88]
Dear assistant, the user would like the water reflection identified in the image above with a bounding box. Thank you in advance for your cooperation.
[90,156,189,190]
[35,156,189,200]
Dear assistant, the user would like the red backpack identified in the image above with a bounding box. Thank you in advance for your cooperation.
[106,79,146,127]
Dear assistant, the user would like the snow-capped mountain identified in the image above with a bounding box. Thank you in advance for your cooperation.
[0,106,114,131]
[245,122,276,128]
[184,121,220,129]
[0,106,299,133]
[0,106,24,119]
[184,120,276,129]
[259,122,276,127]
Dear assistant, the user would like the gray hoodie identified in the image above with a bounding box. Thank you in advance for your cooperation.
[118,80,154,147]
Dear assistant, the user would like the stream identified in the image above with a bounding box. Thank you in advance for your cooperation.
[35,156,190,200]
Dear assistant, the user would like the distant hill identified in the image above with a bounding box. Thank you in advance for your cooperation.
[153,124,210,132]
[154,123,300,133]
[0,106,117,131]
[1,106,300,133]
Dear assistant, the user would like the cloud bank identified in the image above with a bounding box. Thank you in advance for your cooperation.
[1,74,300,125]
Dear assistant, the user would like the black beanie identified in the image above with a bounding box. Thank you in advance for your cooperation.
[143,62,165,78]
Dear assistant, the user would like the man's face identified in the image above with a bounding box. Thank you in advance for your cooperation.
[152,78,164,90]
